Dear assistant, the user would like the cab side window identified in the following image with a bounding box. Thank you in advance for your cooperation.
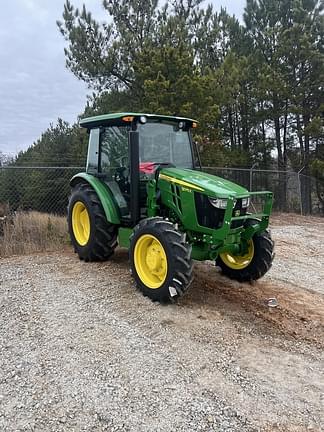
[86,128,100,174]
[100,126,129,177]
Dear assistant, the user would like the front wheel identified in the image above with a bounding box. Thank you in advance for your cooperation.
[216,223,274,282]
[129,217,193,303]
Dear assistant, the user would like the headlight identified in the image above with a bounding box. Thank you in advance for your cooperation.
[208,197,228,209]
[242,197,250,208]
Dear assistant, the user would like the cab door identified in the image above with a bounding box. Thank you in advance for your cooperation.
[100,126,131,218]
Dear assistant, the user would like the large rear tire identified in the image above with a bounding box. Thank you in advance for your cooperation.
[68,183,117,262]
[216,220,274,282]
[129,217,193,303]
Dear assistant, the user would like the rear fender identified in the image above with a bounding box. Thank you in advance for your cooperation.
[70,173,120,225]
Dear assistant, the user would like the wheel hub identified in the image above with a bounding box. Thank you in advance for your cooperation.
[72,201,90,246]
[134,234,168,289]
[219,239,254,270]
[146,245,163,272]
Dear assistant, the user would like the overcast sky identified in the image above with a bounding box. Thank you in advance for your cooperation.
[0,0,245,157]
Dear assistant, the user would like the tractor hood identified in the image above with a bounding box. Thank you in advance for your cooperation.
[159,167,249,198]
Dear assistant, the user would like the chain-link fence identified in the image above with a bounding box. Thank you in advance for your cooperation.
[0,166,323,217]
[0,167,83,216]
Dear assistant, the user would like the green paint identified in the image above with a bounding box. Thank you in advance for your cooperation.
[80,112,197,129]
[118,227,133,248]
[146,179,159,217]
[70,173,120,225]
[159,167,248,197]
[191,244,210,261]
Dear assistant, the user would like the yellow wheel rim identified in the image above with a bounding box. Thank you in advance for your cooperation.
[134,234,168,289]
[72,201,90,246]
[219,239,254,270]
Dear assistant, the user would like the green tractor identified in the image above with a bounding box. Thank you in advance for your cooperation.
[68,113,274,302]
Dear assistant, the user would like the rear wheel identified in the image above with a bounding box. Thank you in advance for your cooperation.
[130,217,193,302]
[68,183,117,261]
[216,221,274,282]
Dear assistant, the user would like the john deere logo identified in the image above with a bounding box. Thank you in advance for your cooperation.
[235,210,240,217]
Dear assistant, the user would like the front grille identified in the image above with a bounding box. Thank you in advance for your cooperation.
[194,193,225,229]
[194,193,247,230]
[171,184,182,214]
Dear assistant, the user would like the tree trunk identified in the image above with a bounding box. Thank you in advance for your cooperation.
[261,100,268,168]
[301,113,312,215]
[296,115,304,159]
[235,109,241,149]
[315,179,324,215]
[228,109,235,150]
[274,113,287,212]
[241,94,249,153]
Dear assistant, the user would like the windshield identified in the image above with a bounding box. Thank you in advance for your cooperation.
[138,122,193,169]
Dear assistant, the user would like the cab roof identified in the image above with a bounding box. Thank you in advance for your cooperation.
[79,112,197,129]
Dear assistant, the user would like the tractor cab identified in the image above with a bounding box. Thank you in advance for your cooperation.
[80,113,199,224]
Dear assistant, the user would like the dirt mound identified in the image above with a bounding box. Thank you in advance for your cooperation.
[181,262,324,348]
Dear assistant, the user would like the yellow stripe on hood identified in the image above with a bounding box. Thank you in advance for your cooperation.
[159,174,204,192]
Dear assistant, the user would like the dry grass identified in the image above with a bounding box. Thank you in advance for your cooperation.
[2,210,323,258]
[0,211,69,258]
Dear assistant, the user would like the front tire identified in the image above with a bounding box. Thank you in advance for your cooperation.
[216,221,274,282]
[68,183,117,262]
[130,217,193,303]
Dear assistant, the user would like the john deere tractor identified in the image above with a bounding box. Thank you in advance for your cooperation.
[68,113,274,302]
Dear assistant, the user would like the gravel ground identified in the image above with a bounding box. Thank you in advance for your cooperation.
[268,214,324,296]
[0,215,323,431]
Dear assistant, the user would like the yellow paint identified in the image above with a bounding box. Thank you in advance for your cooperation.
[72,201,90,246]
[134,234,168,288]
[219,239,254,270]
[159,174,204,192]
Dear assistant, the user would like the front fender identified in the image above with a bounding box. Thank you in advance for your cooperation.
[70,173,120,225]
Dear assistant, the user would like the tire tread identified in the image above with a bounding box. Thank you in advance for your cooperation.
[130,217,193,303]
[68,182,117,262]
